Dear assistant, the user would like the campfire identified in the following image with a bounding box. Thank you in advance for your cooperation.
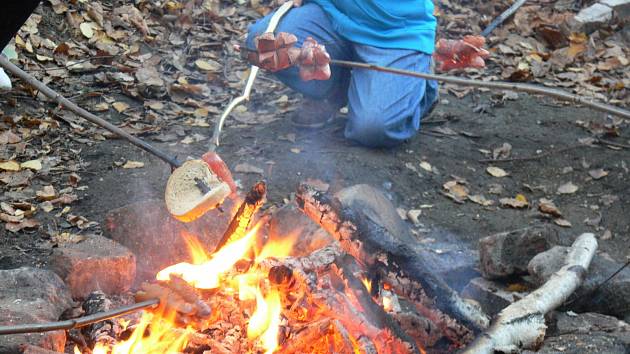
[72,182,486,354]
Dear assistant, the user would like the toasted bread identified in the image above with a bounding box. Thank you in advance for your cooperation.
[165,160,231,223]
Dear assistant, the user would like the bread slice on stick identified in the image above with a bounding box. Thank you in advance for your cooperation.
[165,160,231,222]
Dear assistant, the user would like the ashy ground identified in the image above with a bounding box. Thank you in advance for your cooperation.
[0,0,628,272]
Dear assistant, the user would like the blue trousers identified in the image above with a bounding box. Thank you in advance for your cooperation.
[247,3,438,148]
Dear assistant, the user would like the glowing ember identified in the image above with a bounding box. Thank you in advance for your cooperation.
[77,308,192,354]
[361,277,372,294]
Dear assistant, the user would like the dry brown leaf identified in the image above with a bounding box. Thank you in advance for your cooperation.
[0,131,21,145]
[20,159,42,171]
[469,194,494,206]
[486,166,509,178]
[500,194,528,208]
[5,218,40,233]
[122,161,145,169]
[112,102,130,113]
[0,160,20,172]
[419,161,432,172]
[443,180,469,203]
[557,182,578,194]
[36,185,57,201]
[554,218,572,227]
[588,169,608,180]
[195,59,221,72]
[538,198,562,217]
[51,232,86,244]
[79,22,95,39]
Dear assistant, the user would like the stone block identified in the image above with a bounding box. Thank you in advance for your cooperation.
[601,0,630,19]
[461,277,528,317]
[479,226,558,279]
[0,268,71,353]
[50,235,136,299]
[529,249,630,318]
[572,3,614,33]
[104,199,236,284]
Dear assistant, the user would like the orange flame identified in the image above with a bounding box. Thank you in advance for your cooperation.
[82,216,298,354]
[156,222,262,289]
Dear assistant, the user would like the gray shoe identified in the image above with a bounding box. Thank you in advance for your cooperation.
[291,98,338,129]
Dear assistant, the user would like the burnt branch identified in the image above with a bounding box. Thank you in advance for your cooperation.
[296,184,489,333]
[214,181,266,252]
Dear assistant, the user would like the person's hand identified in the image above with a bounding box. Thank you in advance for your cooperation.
[433,35,490,71]
[274,0,303,7]
[247,32,331,81]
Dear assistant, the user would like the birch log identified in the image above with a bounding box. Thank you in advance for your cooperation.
[463,233,597,353]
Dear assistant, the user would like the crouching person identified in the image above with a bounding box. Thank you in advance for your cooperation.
[244,0,488,148]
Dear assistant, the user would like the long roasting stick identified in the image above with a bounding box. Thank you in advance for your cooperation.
[209,0,294,150]
[0,56,182,168]
[330,59,630,119]
[0,299,159,335]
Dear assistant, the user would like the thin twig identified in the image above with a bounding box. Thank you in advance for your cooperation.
[479,144,589,163]
[0,299,159,335]
[596,138,630,150]
[481,0,528,37]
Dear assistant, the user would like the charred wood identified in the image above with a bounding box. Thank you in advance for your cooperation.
[296,184,489,333]
[213,181,266,252]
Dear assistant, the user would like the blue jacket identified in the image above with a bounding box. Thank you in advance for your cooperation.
[309,0,437,54]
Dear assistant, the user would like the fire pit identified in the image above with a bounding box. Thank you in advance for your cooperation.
[69,181,487,354]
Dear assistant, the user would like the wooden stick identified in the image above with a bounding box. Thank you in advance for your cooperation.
[213,181,266,252]
[0,56,181,168]
[463,233,598,353]
[331,59,630,120]
[0,299,159,335]
[481,0,528,37]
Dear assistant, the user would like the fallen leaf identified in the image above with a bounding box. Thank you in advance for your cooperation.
[51,232,85,244]
[20,159,42,171]
[195,59,221,72]
[5,218,39,233]
[0,160,20,172]
[40,201,54,213]
[600,230,613,240]
[500,194,529,208]
[557,182,578,194]
[487,166,509,178]
[492,142,512,160]
[234,163,264,175]
[419,161,432,172]
[538,198,562,217]
[469,194,494,206]
[80,22,95,39]
[112,102,130,113]
[588,169,608,180]
[554,218,572,227]
[407,209,422,225]
[122,160,144,169]
[443,180,469,203]
[36,185,57,201]
[0,131,21,144]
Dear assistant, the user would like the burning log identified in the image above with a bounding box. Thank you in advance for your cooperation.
[296,184,490,334]
[462,233,598,354]
[213,181,266,253]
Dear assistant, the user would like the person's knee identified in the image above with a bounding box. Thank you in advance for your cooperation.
[345,111,404,148]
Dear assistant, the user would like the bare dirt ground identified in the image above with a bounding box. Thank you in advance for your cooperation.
[1,1,629,274]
